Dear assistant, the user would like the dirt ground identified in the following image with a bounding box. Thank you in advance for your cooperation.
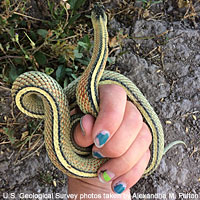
[0,1,200,200]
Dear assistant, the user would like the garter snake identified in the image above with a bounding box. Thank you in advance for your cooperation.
[11,4,164,178]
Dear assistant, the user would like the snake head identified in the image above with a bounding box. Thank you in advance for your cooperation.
[91,3,107,23]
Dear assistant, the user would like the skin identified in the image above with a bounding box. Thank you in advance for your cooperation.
[68,84,152,200]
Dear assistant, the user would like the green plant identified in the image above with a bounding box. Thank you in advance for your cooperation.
[0,0,94,159]
[0,0,90,87]
[2,127,16,144]
[39,172,53,185]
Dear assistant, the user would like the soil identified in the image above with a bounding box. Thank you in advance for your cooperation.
[0,0,200,200]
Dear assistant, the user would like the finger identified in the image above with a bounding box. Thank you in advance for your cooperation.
[73,114,95,147]
[111,150,150,194]
[92,101,143,158]
[97,123,152,182]
[93,84,127,148]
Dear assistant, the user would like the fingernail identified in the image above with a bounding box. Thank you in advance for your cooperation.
[80,116,86,136]
[94,130,110,148]
[113,181,126,194]
[98,170,115,183]
[92,151,104,158]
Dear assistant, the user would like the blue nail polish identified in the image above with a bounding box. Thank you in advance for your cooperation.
[92,151,104,158]
[113,182,126,194]
[94,130,110,148]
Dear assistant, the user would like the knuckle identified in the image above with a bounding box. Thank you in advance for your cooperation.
[107,84,126,95]
[121,155,133,170]
[146,149,151,160]
[104,145,124,158]
[139,123,152,146]
[127,101,143,126]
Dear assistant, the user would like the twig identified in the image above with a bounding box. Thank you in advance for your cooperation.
[131,30,169,40]
[0,55,24,61]
[13,11,48,22]
[0,86,11,91]
[19,141,45,162]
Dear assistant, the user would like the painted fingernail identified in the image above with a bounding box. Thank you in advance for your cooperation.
[98,170,115,183]
[113,181,126,194]
[80,116,86,136]
[92,151,104,158]
[94,130,110,148]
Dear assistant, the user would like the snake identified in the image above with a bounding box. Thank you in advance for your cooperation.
[11,4,164,178]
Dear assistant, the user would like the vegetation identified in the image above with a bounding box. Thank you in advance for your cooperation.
[0,0,93,159]
[0,0,91,87]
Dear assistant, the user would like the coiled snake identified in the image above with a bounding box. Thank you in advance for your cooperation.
[11,4,164,178]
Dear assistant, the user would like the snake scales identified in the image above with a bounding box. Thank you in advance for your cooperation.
[11,4,164,178]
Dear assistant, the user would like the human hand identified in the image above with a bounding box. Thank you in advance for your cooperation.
[69,84,152,197]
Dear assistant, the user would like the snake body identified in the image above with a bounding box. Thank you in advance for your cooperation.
[11,4,164,178]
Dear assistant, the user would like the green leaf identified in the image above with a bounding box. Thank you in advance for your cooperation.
[6,43,10,51]
[74,49,83,59]
[74,65,78,71]
[65,68,73,73]
[37,29,48,38]
[56,65,66,82]
[107,57,116,65]
[78,41,88,49]
[3,128,16,144]
[45,67,54,75]
[34,51,47,65]
[74,0,86,10]
[68,14,80,26]
[58,55,66,63]
[76,58,89,66]
[71,73,77,79]
[9,27,14,38]
[85,15,91,19]
[80,35,91,50]
[0,43,4,52]
[64,77,69,88]
[68,0,77,10]
[14,58,23,64]
[30,31,37,41]
[68,0,86,11]
[9,66,18,83]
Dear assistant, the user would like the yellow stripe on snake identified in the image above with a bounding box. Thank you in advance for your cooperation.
[11,4,164,178]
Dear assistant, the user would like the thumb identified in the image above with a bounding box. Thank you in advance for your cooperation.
[73,114,95,147]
